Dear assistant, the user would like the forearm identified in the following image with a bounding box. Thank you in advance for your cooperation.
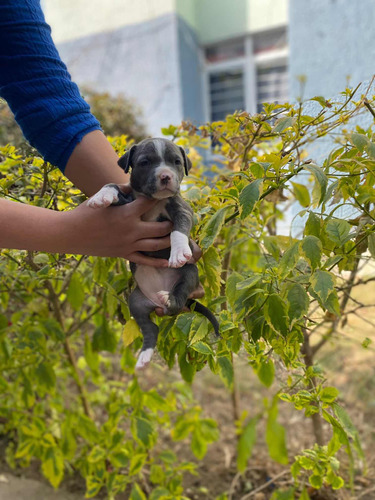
[64,130,129,196]
[0,198,69,254]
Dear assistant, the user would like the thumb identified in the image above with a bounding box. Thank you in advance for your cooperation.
[127,195,158,216]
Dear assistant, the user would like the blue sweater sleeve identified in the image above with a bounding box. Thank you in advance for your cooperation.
[0,0,101,172]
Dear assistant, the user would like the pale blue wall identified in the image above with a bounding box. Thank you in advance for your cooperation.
[177,17,205,126]
[289,0,375,100]
[57,14,183,137]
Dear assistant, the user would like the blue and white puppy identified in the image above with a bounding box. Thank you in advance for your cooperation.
[88,138,219,369]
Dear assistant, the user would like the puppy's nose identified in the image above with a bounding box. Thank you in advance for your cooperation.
[160,173,171,185]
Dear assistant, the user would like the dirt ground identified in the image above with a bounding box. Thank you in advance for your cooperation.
[1,280,375,499]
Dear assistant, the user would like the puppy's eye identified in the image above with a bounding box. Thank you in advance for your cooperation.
[175,158,182,166]
[139,159,149,167]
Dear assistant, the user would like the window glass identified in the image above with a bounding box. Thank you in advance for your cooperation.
[256,65,288,113]
[209,70,245,121]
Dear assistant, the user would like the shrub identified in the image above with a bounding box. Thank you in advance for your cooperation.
[1,84,375,498]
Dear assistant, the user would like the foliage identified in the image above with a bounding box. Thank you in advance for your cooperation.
[81,88,147,141]
[1,84,375,497]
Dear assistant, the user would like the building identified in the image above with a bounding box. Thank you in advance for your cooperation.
[43,0,288,136]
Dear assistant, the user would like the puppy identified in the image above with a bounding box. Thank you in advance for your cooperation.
[88,138,219,368]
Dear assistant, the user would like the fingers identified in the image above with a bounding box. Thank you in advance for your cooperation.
[128,252,169,267]
[136,236,171,252]
[140,221,173,237]
[190,240,202,263]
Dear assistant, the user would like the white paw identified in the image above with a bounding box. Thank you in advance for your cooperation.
[169,246,192,268]
[135,348,154,369]
[169,231,192,268]
[156,290,171,307]
[87,186,119,208]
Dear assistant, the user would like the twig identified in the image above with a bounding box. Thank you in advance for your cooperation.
[364,98,375,120]
[240,470,289,499]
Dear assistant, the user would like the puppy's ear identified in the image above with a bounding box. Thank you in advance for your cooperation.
[118,145,137,173]
[179,146,192,176]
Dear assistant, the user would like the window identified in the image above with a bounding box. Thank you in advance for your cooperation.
[205,39,245,63]
[204,29,288,121]
[256,64,288,113]
[209,69,245,121]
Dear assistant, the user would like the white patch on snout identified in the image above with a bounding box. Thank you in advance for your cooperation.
[169,231,192,268]
[136,348,154,369]
[87,185,119,208]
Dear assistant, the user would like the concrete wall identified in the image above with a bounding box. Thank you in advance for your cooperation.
[289,0,375,100]
[56,14,182,136]
[43,0,175,43]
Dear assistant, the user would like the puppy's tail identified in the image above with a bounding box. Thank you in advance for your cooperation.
[186,299,220,336]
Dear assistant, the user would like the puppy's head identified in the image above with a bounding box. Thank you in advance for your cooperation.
[118,138,192,199]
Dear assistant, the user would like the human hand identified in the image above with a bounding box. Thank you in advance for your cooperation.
[61,194,173,266]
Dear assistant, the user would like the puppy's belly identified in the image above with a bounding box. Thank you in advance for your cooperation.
[134,266,179,307]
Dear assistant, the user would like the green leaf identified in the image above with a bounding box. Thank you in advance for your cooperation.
[191,427,207,459]
[310,270,335,305]
[309,474,323,489]
[325,219,351,246]
[351,132,368,152]
[66,273,85,311]
[130,483,147,500]
[217,356,233,389]
[300,235,322,270]
[304,211,321,238]
[129,454,147,475]
[264,294,289,336]
[239,179,263,219]
[178,350,196,383]
[133,417,154,447]
[41,446,64,489]
[77,415,100,443]
[35,362,56,391]
[236,274,261,291]
[200,206,230,249]
[257,359,275,388]
[202,246,222,296]
[266,400,288,465]
[122,318,141,347]
[287,284,309,325]
[272,116,294,133]
[92,320,117,352]
[304,164,328,206]
[190,341,214,356]
[279,241,300,277]
[237,418,257,472]
[292,182,310,207]
[320,386,339,403]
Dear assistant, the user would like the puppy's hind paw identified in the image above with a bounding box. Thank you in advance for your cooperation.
[135,348,154,369]
[87,186,119,208]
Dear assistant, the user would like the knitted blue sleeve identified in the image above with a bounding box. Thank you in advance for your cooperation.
[0,0,101,172]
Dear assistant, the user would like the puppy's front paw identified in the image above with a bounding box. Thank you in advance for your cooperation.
[87,185,119,208]
[169,231,192,268]
[136,348,154,369]
[169,247,192,268]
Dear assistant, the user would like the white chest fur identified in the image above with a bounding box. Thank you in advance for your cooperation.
[139,198,170,222]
